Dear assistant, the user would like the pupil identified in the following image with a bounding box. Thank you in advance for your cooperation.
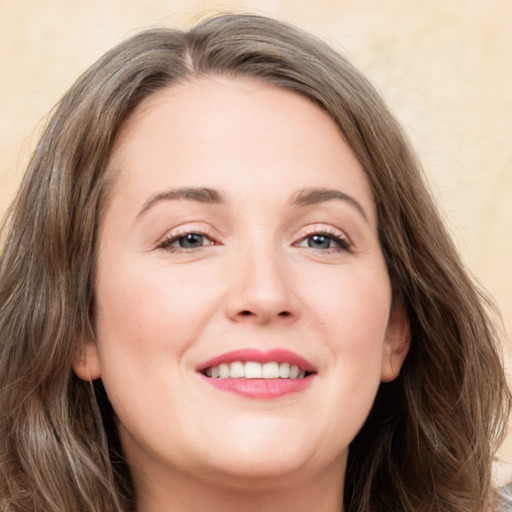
[179,234,203,248]
[309,235,330,249]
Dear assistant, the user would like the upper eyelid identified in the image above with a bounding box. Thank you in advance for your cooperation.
[292,224,353,251]
[162,226,214,238]
[294,224,350,240]
[154,222,351,247]
[156,224,220,248]
[162,230,213,243]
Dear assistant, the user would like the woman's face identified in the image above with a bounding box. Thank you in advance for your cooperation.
[75,77,408,492]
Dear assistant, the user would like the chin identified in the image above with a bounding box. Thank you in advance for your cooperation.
[197,452,322,490]
[188,422,345,486]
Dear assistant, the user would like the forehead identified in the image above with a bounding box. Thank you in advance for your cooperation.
[106,76,375,223]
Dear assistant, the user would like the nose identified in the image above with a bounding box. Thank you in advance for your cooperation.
[225,247,299,325]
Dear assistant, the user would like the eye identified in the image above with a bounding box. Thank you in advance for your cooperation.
[158,231,215,251]
[295,231,351,253]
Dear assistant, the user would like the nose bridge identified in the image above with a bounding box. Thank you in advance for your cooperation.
[226,230,296,322]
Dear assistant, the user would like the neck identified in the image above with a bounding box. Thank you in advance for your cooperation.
[132,458,345,512]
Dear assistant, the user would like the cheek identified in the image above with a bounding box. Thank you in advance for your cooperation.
[92,257,224,440]
[95,260,216,357]
[303,260,391,338]
[301,262,392,379]
[287,262,392,452]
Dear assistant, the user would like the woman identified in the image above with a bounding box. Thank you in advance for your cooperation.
[0,13,509,512]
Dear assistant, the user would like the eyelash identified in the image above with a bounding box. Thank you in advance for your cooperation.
[294,227,352,254]
[157,228,218,252]
[157,227,351,254]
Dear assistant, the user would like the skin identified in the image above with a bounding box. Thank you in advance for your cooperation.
[75,77,409,512]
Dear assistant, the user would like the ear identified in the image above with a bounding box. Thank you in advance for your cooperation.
[73,339,101,381]
[381,306,410,382]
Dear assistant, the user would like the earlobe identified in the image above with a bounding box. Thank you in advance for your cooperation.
[381,306,410,382]
[73,339,102,381]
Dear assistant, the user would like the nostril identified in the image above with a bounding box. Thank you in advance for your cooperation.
[235,310,292,320]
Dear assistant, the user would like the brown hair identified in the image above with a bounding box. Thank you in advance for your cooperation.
[0,13,509,512]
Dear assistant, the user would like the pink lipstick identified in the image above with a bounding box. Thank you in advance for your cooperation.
[197,348,316,398]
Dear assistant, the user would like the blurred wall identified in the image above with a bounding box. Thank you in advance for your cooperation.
[1,0,511,478]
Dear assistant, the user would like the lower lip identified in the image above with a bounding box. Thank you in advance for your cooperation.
[200,375,314,398]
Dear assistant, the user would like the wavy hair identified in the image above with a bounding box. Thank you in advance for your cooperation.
[0,13,509,512]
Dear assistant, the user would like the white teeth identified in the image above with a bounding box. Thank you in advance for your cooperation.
[218,363,230,378]
[279,362,290,378]
[204,361,309,379]
[262,362,280,378]
[244,361,262,379]
[229,361,244,378]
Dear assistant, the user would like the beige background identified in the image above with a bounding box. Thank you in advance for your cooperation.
[1,0,511,480]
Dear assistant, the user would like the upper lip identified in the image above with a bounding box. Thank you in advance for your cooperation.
[196,348,316,373]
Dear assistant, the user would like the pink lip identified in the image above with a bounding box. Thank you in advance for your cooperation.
[200,375,314,398]
[196,348,316,373]
[196,348,316,399]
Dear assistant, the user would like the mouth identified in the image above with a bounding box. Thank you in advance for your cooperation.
[197,349,316,398]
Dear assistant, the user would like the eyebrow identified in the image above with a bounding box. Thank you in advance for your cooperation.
[291,187,369,223]
[137,187,226,217]
[137,186,368,223]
